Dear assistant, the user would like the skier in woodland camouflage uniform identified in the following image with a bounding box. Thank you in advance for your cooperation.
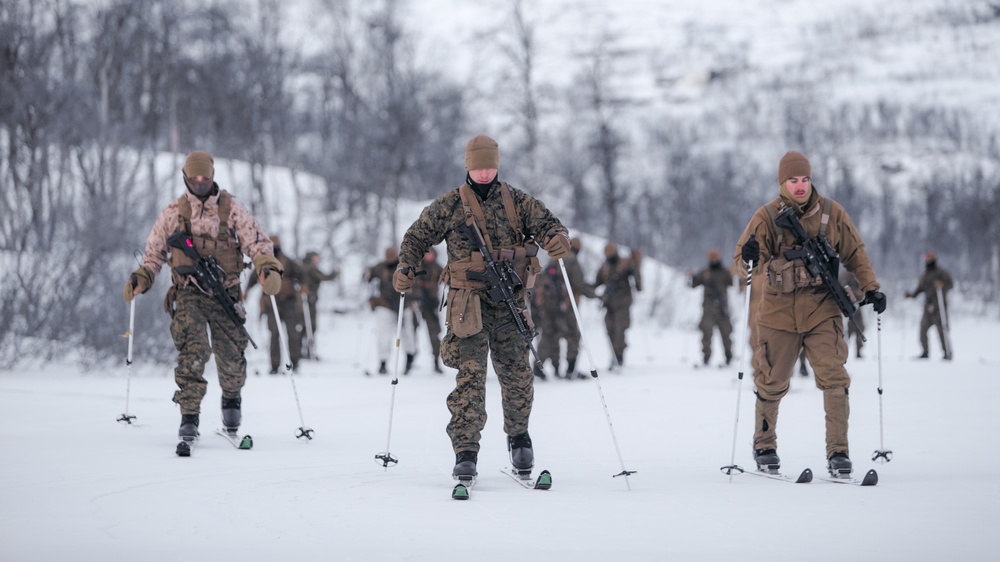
[392,134,570,479]
[905,250,954,360]
[533,237,595,379]
[839,269,866,359]
[365,247,418,375]
[734,150,886,477]
[247,236,305,374]
[593,242,642,370]
[300,250,339,358]
[124,150,281,441]
[689,248,734,367]
[413,247,445,374]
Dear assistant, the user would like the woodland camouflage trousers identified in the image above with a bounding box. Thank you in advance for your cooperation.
[440,296,534,454]
[170,286,248,415]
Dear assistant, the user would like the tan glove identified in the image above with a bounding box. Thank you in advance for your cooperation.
[543,233,572,260]
[123,267,154,302]
[253,254,284,295]
[393,266,416,293]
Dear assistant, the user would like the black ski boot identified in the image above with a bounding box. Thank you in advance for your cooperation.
[508,432,534,473]
[179,413,200,440]
[827,452,853,476]
[404,353,415,375]
[532,362,546,380]
[378,360,388,375]
[221,395,241,432]
[433,355,443,374]
[452,451,478,480]
[753,448,780,473]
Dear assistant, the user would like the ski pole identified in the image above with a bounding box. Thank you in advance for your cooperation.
[375,292,407,469]
[301,292,315,359]
[872,313,892,463]
[558,258,636,489]
[270,295,314,440]
[117,299,138,425]
[722,236,755,482]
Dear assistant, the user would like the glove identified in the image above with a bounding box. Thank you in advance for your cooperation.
[741,234,759,265]
[543,233,572,260]
[253,254,283,295]
[393,266,416,293]
[864,290,887,314]
[123,267,154,302]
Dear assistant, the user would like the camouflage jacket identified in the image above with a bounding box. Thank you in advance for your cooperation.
[733,188,879,333]
[691,263,733,313]
[365,261,400,311]
[594,257,641,310]
[247,252,304,302]
[141,188,272,288]
[910,265,954,311]
[301,262,339,297]
[398,181,567,298]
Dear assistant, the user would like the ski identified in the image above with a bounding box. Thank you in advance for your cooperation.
[214,428,253,450]
[176,437,197,457]
[501,467,553,490]
[720,465,813,483]
[818,468,878,486]
[452,476,475,500]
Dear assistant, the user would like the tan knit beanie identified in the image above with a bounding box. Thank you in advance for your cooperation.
[465,134,500,170]
[708,248,721,262]
[183,150,214,179]
[778,151,811,184]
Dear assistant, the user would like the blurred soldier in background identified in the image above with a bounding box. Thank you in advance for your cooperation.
[533,237,595,379]
[248,235,304,374]
[414,248,445,373]
[689,248,734,367]
[905,250,954,360]
[300,251,339,359]
[365,246,417,375]
[593,242,642,370]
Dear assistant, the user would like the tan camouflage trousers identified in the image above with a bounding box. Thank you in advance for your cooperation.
[264,296,302,370]
[537,307,580,369]
[440,297,534,454]
[699,306,733,364]
[420,303,442,359]
[170,286,249,415]
[919,310,948,357]
[752,318,851,458]
[604,305,631,364]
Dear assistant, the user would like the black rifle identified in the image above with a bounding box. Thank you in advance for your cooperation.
[166,230,258,349]
[452,220,545,369]
[773,207,866,342]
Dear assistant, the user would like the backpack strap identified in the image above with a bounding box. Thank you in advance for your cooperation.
[818,197,832,238]
[499,182,523,244]
[459,184,495,252]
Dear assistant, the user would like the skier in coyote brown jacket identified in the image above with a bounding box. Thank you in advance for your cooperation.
[733,150,886,476]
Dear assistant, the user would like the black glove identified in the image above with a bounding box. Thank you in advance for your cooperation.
[741,234,759,265]
[864,290,887,314]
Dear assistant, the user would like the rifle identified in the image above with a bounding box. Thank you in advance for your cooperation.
[773,207,866,342]
[452,220,545,368]
[166,230,258,349]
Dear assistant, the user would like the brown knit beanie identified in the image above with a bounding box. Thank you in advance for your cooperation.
[778,151,811,184]
[183,150,214,179]
[465,134,500,170]
[708,248,721,262]
[604,241,618,257]
[385,246,399,263]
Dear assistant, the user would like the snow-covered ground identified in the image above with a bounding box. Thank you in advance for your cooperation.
[2,294,998,561]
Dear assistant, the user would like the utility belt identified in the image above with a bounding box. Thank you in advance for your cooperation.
[765,244,826,294]
[443,242,540,292]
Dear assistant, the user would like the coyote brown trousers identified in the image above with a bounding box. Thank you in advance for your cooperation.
[170,286,249,415]
[440,296,534,454]
[752,317,851,458]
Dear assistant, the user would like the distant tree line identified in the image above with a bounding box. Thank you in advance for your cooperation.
[1,0,997,367]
